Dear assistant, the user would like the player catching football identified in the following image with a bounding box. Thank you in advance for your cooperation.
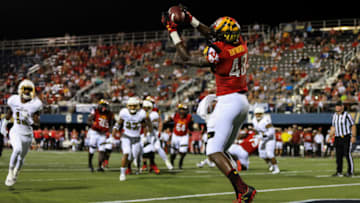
[162,6,256,202]
[2,79,43,186]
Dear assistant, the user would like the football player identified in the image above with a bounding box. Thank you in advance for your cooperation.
[252,107,280,174]
[170,103,193,169]
[195,94,216,168]
[2,79,43,187]
[162,6,256,202]
[142,100,173,171]
[113,97,152,181]
[228,130,259,171]
[87,99,115,172]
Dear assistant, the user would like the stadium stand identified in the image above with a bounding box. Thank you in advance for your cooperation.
[0,19,359,116]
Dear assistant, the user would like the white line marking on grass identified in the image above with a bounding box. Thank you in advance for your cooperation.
[95,183,360,203]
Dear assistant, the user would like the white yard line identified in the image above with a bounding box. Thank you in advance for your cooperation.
[94,183,360,203]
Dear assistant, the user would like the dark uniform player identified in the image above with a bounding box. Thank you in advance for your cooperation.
[87,99,115,172]
[162,6,256,202]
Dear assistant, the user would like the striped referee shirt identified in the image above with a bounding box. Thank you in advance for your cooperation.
[332,111,354,137]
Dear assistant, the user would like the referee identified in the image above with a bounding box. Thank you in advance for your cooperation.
[330,101,356,177]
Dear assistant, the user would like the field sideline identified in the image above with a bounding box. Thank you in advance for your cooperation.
[0,149,360,203]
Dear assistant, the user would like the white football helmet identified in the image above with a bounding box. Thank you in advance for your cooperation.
[127,97,140,114]
[254,107,264,121]
[142,100,153,112]
[18,79,35,101]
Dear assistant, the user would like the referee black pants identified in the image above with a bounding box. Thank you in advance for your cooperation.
[335,135,354,174]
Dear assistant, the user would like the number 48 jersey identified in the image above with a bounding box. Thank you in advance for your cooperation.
[204,40,248,96]
[7,95,43,135]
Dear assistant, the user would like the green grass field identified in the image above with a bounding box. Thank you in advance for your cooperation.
[0,149,360,203]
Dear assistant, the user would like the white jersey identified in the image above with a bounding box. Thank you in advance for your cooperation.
[252,115,275,140]
[7,95,42,135]
[148,111,160,130]
[119,108,146,138]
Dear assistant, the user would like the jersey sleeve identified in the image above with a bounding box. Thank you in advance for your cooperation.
[203,45,220,64]
[119,108,127,120]
[150,112,159,122]
[34,98,43,113]
[6,95,17,108]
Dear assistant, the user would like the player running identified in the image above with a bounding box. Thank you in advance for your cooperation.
[252,107,280,174]
[195,93,216,168]
[142,100,173,172]
[169,104,193,169]
[162,6,256,202]
[2,79,43,187]
[87,99,115,172]
[113,97,152,181]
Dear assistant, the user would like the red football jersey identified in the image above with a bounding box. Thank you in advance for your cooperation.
[303,132,313,142]
[238,134,259,154]
[173,113,192,136]
[91,109,114,133]
[275,132,282,142]
[206,41,248,96]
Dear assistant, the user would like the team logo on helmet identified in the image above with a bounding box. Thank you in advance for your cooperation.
[211,16,241,44]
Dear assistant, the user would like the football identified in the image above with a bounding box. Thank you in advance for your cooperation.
[168,6,185,23]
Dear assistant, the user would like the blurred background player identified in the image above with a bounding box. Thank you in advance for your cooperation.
[228,129,259,171]
[103,132,113,168]
[162,6,256,202]
[196,93,216,168]
[113,97,151,181]
[274,128,283,156]
[169,103,193,169]
[2,79,43,187]
[70,128,79,152]
[253,107,280,174]
[87,99,114,172]
[142,100,173,172]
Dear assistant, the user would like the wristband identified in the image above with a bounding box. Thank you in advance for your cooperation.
[190,16,200,28]
[170,31,182,45]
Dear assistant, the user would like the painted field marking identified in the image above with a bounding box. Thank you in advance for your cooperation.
[95,183,360,203]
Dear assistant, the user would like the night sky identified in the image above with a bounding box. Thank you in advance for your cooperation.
[0,0,357,40]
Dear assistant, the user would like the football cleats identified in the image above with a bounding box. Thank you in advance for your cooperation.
[254,107,264,122]
[127,97,140,114]
[18,79,35,101]
[211,16,241,44]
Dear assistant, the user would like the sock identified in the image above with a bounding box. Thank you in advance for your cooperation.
[226,169,248,196]
[157,147,168,161]
[120,167,126,176]
[179,154,186,169]
[170,154,176,166]
[88,153,94,168]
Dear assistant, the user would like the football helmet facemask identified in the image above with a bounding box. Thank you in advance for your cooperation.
[254,107,265,121]
[98,99,110,113]
[18,79,35,101]
[142,100,153,112]
[127,97,140,115]
[211,16,241,44]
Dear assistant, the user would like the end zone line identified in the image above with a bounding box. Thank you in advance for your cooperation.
[95,183,360,203]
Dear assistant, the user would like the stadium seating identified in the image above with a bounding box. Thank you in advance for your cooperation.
[0,22,359,114]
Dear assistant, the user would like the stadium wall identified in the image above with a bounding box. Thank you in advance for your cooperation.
[39,113,360,125]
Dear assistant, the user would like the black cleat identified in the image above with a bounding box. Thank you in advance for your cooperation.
[236,186,256,203]
[89,167,94,173]
[344,172,353,177]
[97,168,105,172]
